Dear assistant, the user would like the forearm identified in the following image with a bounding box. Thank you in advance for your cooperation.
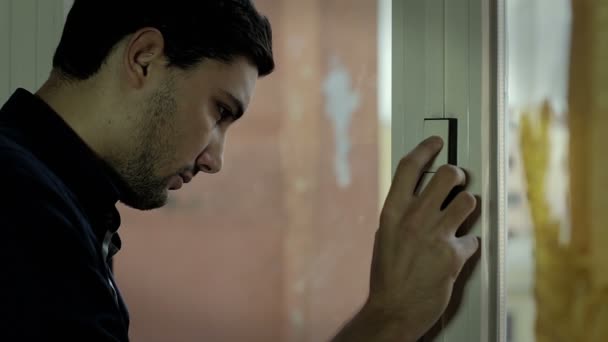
[331,304,417,342]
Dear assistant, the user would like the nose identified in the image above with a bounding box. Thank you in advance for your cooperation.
[196,143,224,174]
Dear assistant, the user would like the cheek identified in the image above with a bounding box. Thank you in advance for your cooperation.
[175,107,215,156]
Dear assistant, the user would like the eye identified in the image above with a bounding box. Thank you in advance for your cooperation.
[216,104,234,125]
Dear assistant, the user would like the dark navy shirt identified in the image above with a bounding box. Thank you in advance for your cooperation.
[0,89,130,341]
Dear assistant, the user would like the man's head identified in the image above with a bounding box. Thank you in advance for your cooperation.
[49,0,274,210]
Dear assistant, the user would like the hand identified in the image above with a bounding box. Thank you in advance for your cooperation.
[364,136,480,340]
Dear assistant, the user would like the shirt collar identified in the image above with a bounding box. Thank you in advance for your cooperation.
[0,88,124,258]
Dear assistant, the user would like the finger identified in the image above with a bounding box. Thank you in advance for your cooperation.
[444,168,473,211]
[456,194,482,237]
[440,191,477,234]
[419,165,466,210]
[384,137,443,210]
[456,235,480,261]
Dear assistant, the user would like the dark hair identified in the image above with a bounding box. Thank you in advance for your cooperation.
[53,0,274,80]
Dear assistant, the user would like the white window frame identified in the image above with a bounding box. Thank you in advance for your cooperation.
[0,0,70,103]
[391,0,507,340]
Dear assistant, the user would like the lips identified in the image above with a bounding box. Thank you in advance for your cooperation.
[168,175,183,190]
[180,173,193,184]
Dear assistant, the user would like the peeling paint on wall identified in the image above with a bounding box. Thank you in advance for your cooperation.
[323,56,360,188]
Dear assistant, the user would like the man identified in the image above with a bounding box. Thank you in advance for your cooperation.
[0,1,479,341]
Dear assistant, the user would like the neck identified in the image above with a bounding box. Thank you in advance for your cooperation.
[35,71,119,160]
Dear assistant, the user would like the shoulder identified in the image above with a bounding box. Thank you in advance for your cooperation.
[0,132,52,180]
[0,131,100,258]
[0,131,86,239]
[0,131,71,202]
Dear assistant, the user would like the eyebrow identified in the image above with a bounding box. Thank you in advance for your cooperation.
[220,90,245,120]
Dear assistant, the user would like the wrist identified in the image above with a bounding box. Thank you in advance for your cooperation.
[357,299,419,342]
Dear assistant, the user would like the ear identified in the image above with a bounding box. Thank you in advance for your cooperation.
[123,28,166,89]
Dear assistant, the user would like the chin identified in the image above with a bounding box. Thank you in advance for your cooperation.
[121,189,169,211]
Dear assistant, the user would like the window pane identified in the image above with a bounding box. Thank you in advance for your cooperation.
[506,0,608,341]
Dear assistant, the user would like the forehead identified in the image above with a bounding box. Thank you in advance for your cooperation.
[176,57,258,107]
